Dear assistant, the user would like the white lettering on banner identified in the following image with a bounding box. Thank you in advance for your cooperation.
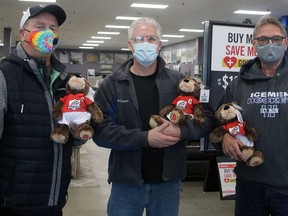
[247,91,288,118]
[219,74,238,90]
[250,91,288,98]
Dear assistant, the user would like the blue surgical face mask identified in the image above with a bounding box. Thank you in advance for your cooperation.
[133,42,158,67]
[256,44,286,64]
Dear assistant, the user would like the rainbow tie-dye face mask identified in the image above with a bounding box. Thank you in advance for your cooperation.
[25,29,59,55]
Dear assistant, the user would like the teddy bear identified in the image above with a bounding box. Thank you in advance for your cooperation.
[50,76,103,144]
[149,77,206,128]
[209,102,264,167]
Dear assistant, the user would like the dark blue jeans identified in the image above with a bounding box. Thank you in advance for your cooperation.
[107,180,181,216]
[235,179,288,216]
[0,209,63,216]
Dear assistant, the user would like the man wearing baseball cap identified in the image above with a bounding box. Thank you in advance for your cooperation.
[0,4,76,216]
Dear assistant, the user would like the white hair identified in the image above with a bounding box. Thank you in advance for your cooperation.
[128,17,162,40]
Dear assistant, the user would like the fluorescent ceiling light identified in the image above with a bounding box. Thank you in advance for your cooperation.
[105,25,130,29]
[82,43,99,46]
[160,39,169,42]
[121,48,130,51]
[162,34,185,38]
[79,47,94,49]
[0,43,3,46]
[19,0,56,2]
[116,16,140,20]
[179,29,204,32]
[234,10,271,15]
[86,40,105,43]
[131,3,168,9]
[91,36,111,39]
[97,32,120,35]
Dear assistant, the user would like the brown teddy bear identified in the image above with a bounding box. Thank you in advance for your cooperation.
[149,77,206,128]
[50,76,103,144]
[209,102,264,167]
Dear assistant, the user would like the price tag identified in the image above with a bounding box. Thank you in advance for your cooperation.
[200,89,210,103]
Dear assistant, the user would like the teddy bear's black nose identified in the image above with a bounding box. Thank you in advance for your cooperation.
[183,79,189,83]
[223,106,230,110]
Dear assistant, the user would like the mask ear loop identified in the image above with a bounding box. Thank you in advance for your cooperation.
[22,28,31,44]
[23,28,31,33]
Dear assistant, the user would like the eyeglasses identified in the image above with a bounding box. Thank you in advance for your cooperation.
[131,35,159,43]
[255,36,286,46]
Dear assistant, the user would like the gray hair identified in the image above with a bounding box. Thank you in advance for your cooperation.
[128,17,162,40]
[253,15,287,38]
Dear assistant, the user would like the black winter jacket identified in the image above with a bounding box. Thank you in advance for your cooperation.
[219,57,288,195]
[0,43,73,216]
[93,57,216,184]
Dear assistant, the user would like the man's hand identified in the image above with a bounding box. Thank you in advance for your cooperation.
[162,119,181,138]
[148,122,180,148]
[222,133,245,161]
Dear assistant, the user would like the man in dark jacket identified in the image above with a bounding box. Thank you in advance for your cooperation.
[0,4,74,216]
[93,17,216,216]
[219,16,288,215]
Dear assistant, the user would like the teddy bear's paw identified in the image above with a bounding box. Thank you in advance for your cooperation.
[170,110,183,124]
[240,146,255,161]
[51,124,69,144]
[149,115,163,128]
[209,133,222,144]
[246,151,264,167]
[79,130,93,140]
[93,115,103,124]
[51,133,69,144]
[195,116,205,124]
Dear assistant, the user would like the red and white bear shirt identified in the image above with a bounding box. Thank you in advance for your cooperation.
[172,95,200,115]
[223,120,246,137]
[58,93,94,125]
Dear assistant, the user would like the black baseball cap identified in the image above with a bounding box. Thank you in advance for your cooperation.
[20,4,66,28]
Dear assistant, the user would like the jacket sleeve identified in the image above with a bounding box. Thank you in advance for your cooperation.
[0,70,7,140]
[92,78,147,151]
[216,80,235,108]
[180,102,217,140]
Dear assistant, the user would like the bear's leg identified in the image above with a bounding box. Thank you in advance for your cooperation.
[77,123,94,140]
[246,151,264,167]
[149,115,164,128]
[240,146,254,161]
[170,109,185,124]
[51,124,69,144]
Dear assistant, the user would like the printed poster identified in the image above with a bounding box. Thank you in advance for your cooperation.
[211,25,256,72]
[218,162,236,198]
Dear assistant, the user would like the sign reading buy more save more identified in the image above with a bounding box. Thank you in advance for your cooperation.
[211,25,256,72]
[218,162,237,198]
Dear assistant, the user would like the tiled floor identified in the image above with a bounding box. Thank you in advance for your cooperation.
[63,140,234,216]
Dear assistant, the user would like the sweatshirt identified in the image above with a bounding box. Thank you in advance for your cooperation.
[219,57,288,195]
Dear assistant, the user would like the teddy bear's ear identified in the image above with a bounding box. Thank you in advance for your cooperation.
[231,103,243,111]
[215,109,222,120]
[192,77,203,85]
[215,104,224,117]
